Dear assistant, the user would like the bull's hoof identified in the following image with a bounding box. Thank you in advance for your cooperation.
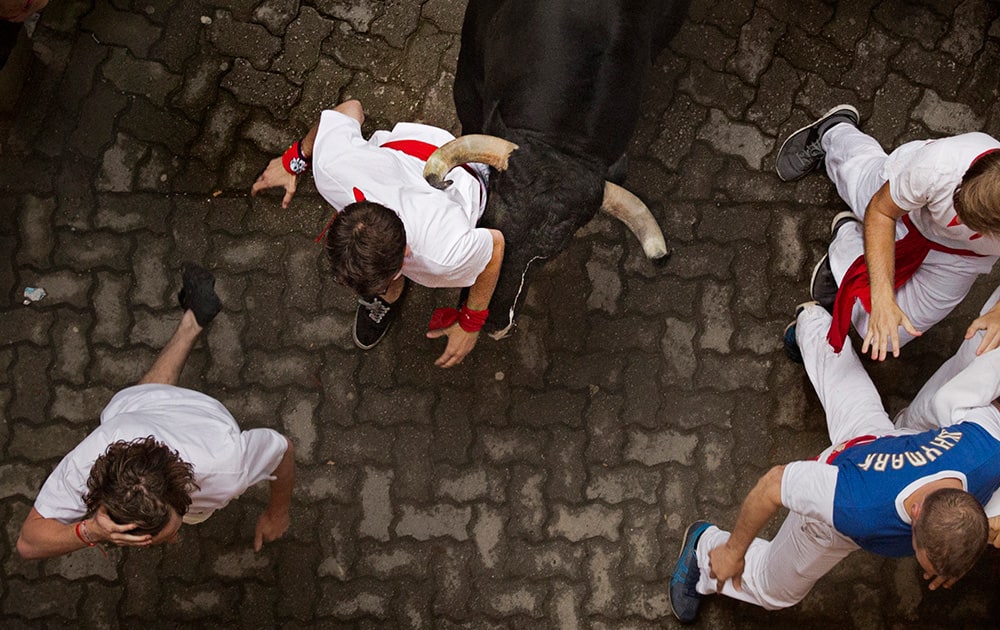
[424,173,453,190]
[651,249,672,268]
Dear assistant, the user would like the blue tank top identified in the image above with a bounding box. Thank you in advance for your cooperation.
[832,422,1000,556]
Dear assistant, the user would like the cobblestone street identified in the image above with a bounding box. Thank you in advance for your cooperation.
[3,0,1000,627]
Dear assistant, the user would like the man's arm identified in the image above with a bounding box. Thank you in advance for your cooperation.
[708,465,785,592]
[253,437,296,551]
[426,229,505,368]
[138,310,201,386]
[17,507,152,560]
[250,100,364,209]
[862,182,921,361]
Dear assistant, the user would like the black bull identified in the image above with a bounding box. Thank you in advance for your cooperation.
[424,0,690,337]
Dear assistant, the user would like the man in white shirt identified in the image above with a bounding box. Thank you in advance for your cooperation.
[251,100,505,368]
[16,265,295,559]
[776,105,1000,361]
[669,301,1000,623]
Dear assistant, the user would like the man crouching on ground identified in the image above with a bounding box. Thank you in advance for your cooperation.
[16,265,295,559]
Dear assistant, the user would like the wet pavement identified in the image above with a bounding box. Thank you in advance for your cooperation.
[2,0,1000,627]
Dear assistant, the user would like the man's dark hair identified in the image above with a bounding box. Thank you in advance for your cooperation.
[913,487,988,580]
[83,437,199,537]
[325,201,407,297]
[956,150,1000,237]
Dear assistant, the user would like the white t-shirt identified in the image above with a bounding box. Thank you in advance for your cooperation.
[312,110,494,289]
[883,132,1000,254]
[33,385,288,525]
[781,405,1000,526]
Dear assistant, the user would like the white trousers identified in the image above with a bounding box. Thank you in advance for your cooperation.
[897,284,1000,430]
[695,306,895,609]
[822,125,996,346]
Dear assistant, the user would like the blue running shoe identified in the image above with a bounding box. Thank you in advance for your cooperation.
[670,520,712,624]
[783,301,819,364]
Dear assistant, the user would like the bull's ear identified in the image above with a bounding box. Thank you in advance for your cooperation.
[424,135,519,189]
[600,182,669,261]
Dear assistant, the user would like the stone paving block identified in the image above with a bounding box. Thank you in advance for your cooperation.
[295,57,354,123]
[120,96,199,155]
[70,81,128,158]
[298,463,356,503]
[393,425,432,501]
[172,52,230,117]
[91,271,132,347]
[103,47,182,108]
[472,579,547,618]
[96,133,148,193]
[357,388,434,426]
[621,580,671,621]
[148,0,205,72]
[191,91,249,168]
[244,348,321,387]
[507,466,546,542]
[45,545,121,581]
[586,465,661,505]
[699,281,734,353]
[271,7,336,86]
[545,427,587,502]
[94,194,171,234]
[16,195,55,267]
[698,353,772,391]
[50,384,114,424]
[0,463,47,501]
[510,389,586,428]
[913,89,984,135]
[10,346,52,423]
[584,539,624,616]
[316,579,392,619]
[208,9,283,69]
[209,547,274,580]
[728,8,785,84]
[0,308,53,346]
[399,22,454,91]
[253,0,300,36]
[130,310,182,349]
[359,466,393,541]
[355,539,432,579]
[478,427,546,464]
[3,578,83,620]
[547,503,623,543]
[422,0,465,34]
[395,503,471,541]
[317,503,359,580]
[282,392,320,462]
[842,28,901,101]
[504,539,584,580]
[434,464,506,503]
[222,59,300,118]
[8,419,88,462]
[91,346,157,387]
[471,503,506,569]
[80,582,124,630]
[162,583,241,622]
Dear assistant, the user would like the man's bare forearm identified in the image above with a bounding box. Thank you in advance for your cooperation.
[466,229,505,311]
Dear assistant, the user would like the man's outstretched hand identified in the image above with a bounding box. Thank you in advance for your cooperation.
[251,158,298,209]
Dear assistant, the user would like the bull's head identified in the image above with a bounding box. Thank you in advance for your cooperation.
[425,134,669,337]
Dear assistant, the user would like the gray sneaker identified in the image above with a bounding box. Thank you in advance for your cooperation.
[775,105,860,182]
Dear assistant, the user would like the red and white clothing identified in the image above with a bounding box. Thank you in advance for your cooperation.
[33,385,288,525]
[312,110,494,289]
[824,126,1000,347]
[693,306,1000,610]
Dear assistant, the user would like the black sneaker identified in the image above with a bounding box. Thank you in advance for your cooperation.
[810,211,860,312]
[177,263,222,327]
[783,301,819,364]
[775,105,860,182]
[353,282,407,350]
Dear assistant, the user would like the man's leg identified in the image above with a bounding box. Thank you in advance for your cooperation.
[897,283,1000,430]
[138,311,203,386]
[693,512,859,609]
[139,264,221,386]
[822,124,889,219]
[796,304,895,445]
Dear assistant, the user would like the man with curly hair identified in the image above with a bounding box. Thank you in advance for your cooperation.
[16,265,295,559]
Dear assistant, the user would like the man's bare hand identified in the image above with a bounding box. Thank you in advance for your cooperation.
[708,542,746,592]
[251,157,298,209]
[965,306,1000,356]
[427,325,479,368]
[253,507,290,552]
[862,298,921,361]
[89,506,152,547]
[988,515,1000,549]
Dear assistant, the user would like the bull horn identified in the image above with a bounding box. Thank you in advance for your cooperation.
[600,182,669,260]
[423,134,519,189]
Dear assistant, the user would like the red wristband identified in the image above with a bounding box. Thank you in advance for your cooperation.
[458,304,488,332]
[75,520,96,547]
[281,140,311,175]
